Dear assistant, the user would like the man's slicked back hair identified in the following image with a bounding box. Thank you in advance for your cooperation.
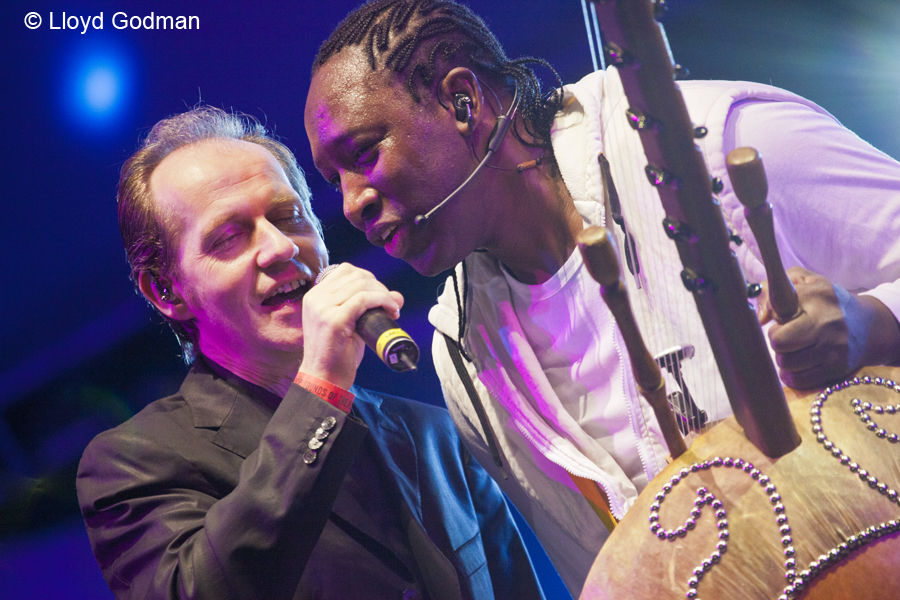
[313,0,563,159]
[117,105,321,362]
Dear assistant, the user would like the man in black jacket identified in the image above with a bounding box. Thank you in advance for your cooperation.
[76,106,543,600]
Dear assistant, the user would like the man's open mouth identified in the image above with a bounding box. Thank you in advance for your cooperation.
[261,280,307,306]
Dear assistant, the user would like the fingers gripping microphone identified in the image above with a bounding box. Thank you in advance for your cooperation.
[414,86,520,228]
[314,265,419,373]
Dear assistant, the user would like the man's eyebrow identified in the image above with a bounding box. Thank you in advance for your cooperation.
[198,211,241,249]
[268,195,305,214]
[322,121,386,152]
[315,126,387,175]
[198,195,302,243]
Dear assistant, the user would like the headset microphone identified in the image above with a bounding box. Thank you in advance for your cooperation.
[414,86,520,228]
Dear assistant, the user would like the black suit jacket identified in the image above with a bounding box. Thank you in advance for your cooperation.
[76,358,544,600]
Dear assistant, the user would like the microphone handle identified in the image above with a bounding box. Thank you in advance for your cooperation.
[356,309,419,372]
[314,264,419,372]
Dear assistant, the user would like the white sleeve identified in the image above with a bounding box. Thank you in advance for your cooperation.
[723,98,900,318]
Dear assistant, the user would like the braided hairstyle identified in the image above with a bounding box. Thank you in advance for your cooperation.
[313,0,563,161]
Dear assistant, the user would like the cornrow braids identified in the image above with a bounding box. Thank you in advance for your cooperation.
[313,0,564,161]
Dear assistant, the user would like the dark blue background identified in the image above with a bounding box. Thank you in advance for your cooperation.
[1,1,898,597]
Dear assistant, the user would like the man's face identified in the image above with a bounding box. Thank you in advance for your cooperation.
[305,48,488,277]
[150,139,327,369]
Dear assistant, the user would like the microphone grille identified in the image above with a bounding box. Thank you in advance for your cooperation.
[314,264,341,286]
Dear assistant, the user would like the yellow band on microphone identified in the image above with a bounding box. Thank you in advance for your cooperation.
[376,328,411,358]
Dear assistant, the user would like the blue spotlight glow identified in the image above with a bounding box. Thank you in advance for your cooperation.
[60,42,134,133]
[83,66,119,112]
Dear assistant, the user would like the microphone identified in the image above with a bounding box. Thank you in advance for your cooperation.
[314,265,419,373]
[414,88,520,228]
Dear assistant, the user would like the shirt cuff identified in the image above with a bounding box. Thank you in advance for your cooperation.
[293,372,355,413]
[861,281,900,326]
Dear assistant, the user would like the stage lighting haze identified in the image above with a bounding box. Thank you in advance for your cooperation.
[60,43,133,134]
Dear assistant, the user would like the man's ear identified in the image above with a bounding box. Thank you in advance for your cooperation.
[138,271,194,321]
[439,67,482,136]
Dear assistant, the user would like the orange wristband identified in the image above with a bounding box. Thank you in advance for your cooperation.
[293,372,354,413]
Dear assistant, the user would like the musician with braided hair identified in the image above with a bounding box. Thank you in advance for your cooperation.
[305,1,900,595]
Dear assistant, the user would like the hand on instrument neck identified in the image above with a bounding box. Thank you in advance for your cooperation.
[762,267,900,389]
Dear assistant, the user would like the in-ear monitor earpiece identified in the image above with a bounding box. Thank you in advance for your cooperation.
[453,93,473,127]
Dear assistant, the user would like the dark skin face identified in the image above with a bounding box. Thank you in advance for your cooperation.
[305,47,583,284]
[306,47,487,277]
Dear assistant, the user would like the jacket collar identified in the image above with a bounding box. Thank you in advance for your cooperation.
[178,356,277,458]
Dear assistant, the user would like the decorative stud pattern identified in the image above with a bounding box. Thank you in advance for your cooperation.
[647,376,900,599]
[815,377,900,506]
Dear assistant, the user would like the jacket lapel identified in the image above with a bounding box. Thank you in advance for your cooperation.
[351,390,462,600]
[178,359,274,459]
[180,364,461,598]
[330,389,418,558]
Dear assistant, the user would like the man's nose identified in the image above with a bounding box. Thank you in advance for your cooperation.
[342,175,380,230]
[257,221,299,268]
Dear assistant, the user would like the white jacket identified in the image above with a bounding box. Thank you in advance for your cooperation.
[429,67,900,597]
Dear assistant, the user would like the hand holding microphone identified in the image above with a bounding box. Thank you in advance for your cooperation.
[310,264,419,376]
